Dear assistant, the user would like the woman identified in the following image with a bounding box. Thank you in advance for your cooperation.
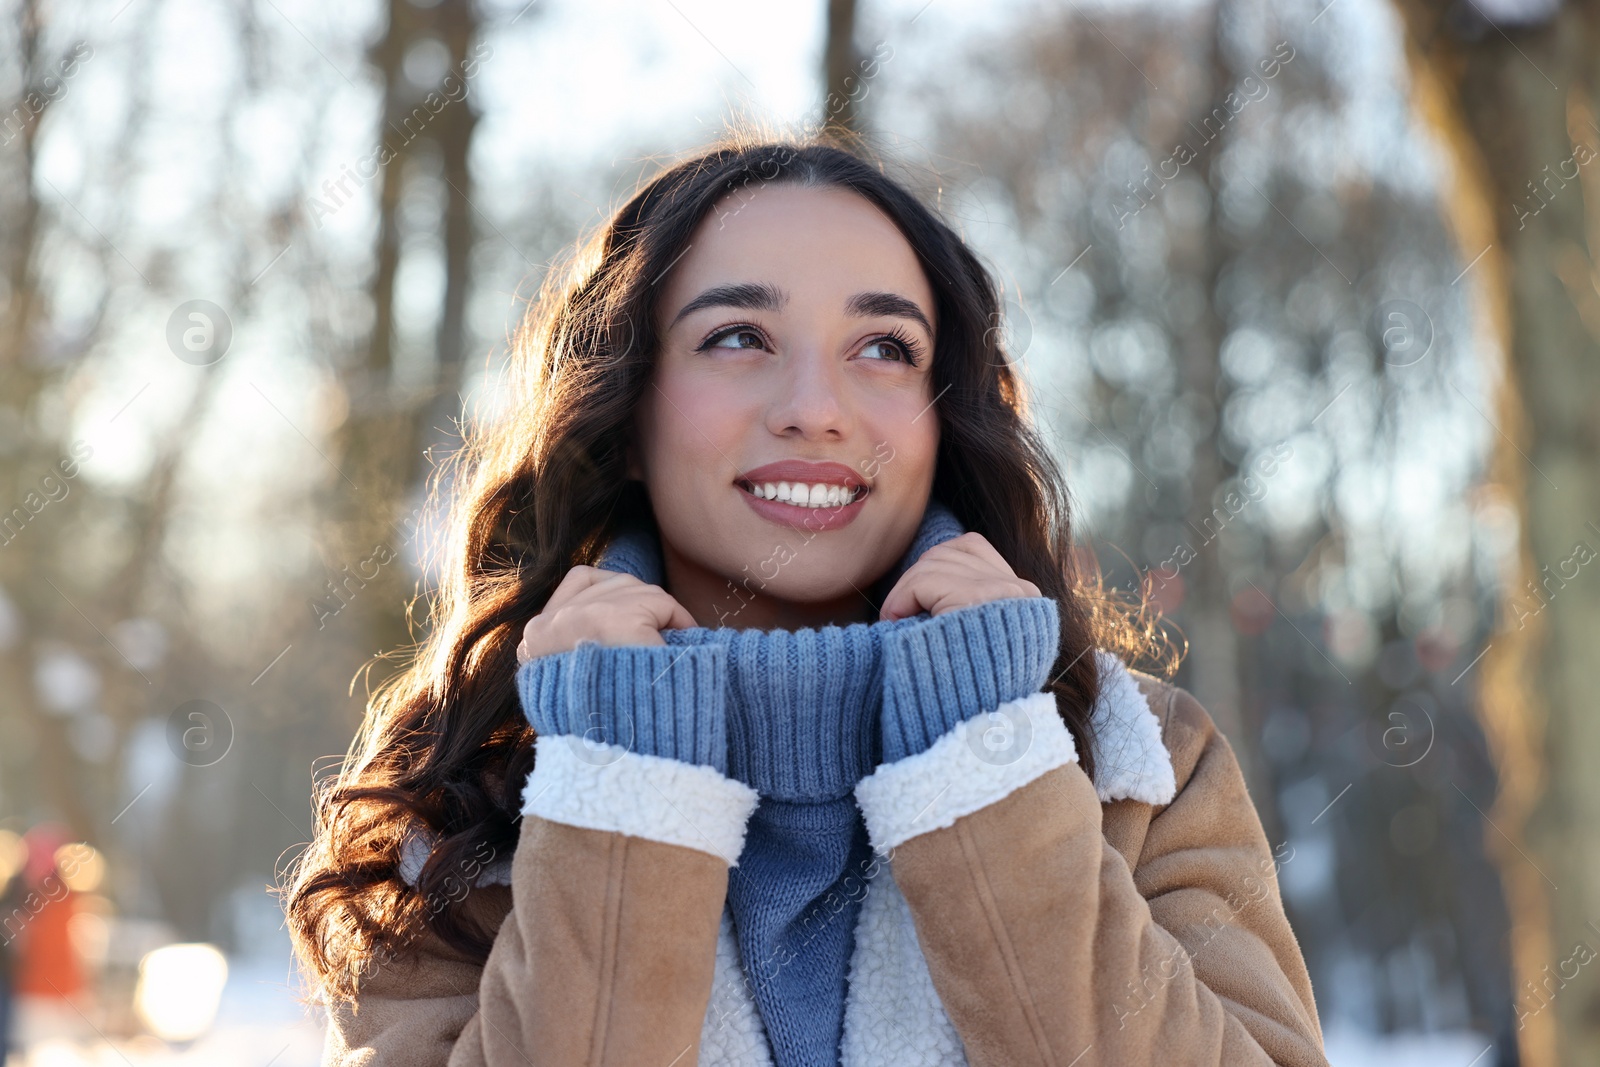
[290,134,1329,1066]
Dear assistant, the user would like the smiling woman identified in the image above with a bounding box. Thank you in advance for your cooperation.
[289,132,1329,1067]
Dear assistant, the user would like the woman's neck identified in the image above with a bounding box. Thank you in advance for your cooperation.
[660,541,880,631]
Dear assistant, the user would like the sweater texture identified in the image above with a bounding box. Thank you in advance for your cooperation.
[515,498,1061,1066]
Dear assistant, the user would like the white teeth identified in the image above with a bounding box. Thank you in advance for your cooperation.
[745,480,862,508]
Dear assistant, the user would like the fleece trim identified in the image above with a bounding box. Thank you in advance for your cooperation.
[853,691,1074,854]
[698,909,777,1066]
[838,859,966,1065]
[520,733,760,866]
[395,826,513,889]
[1085,649,1179,805]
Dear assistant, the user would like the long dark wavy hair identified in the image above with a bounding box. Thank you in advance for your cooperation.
[285,129,1174,1001]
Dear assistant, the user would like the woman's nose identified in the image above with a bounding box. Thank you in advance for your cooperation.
[765,344,850,438]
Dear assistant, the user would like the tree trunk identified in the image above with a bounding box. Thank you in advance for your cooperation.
[1391,3,1600,1064]
[333,0,481,676]
[822,0,862,135]
[1177,0,1263,805]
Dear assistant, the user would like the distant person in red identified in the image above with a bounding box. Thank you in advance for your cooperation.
[9,826,83,1002]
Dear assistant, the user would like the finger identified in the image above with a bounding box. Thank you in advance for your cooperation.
[881,566,1039,622]
[633,588,697,630]
[879,568,935,622]
[581,581,700,634]
[542,564,632,613]
[880,553,991,607]
[522,568,634,661]
[905,539,1032,599]
[539,565,599,614]
[921,532,1012,574]
[949,532,1014,572]
[878,554,951,621]
[659,598,697,630]
[917,554,1042,600]
[881,572,989,621]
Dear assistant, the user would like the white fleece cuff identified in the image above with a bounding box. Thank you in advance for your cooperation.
[522,733,760,866]
[854,691,1077,853]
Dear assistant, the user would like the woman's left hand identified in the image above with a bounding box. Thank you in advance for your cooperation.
[878,532,1043,622]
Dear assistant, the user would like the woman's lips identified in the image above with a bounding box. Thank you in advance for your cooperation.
[732,460,870,534]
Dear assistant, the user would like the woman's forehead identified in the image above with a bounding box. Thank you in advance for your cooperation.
[653,185,935,338]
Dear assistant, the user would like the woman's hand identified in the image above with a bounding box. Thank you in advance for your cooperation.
[517,566,698,664]
[878,532,1042,622]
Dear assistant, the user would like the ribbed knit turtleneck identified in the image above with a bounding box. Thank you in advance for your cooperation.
[516,498,1062,1066]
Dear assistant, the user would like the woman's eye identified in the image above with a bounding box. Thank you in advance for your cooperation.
[860,338,910,362]
[707,327,766,351]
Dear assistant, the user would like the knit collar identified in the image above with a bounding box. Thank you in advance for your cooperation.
[593,498,968,803]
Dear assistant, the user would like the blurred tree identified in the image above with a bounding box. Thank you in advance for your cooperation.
[1392,1,1600,1064]
[1183,0,1257,802]
[822,0,863,136]
[0,0,93,839]
[331,0,483,679]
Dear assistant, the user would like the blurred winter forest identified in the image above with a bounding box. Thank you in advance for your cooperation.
[0,0,1596,1063]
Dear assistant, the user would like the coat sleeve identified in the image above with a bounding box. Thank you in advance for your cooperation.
[854,656,1328,1067]
[321,642,759,1067]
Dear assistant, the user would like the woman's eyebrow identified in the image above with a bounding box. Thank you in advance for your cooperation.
[845,291,933,334]
[669,282,786,328]
[668,283,933,336]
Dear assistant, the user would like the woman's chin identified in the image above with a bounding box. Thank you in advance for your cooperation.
[732,563,883,614]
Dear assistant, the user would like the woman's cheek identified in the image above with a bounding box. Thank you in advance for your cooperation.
[647,373,741,491]
[876,410,938,495]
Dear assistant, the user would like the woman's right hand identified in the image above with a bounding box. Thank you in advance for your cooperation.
[517,566,699,664]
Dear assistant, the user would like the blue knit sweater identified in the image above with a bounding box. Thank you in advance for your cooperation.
[516,499,1061,1066]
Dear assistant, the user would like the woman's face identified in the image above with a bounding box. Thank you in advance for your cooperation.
[629,183,940,630]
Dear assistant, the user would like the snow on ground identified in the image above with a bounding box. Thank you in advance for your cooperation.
[8,954,323,1067]
[1324,1023,1498,1066]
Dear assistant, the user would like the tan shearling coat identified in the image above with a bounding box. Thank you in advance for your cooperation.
[319,660,1328,1066]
